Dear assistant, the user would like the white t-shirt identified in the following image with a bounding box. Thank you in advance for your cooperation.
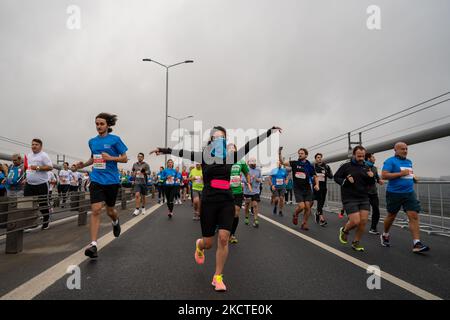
[48,171,57,191]
[59,170,71,185]
[26,151,53,185]
[70,171,80,187]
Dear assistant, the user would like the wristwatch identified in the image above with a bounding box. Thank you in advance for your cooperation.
[36,166,40,171]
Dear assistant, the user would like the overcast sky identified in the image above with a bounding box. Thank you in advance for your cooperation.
[1,0,449,177]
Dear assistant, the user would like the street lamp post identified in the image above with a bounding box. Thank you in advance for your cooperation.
[142,58,194,163]
[168,115,193,167]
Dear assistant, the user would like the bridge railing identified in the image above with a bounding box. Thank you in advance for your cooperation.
[0,187,135,254]
[261,180,450,237]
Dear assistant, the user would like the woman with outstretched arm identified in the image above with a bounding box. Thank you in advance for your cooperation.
[150,125,281,292]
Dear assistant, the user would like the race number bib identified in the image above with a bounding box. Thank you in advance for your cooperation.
[195,176,202,184]
[295,172,306,179]
[166,177,174,185]
[276,178,284,186]
[317,173,325,182]
[93,154,106,170]
[230,175,241,187]
[400,167,414,179]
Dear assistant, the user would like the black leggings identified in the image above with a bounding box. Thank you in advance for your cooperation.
[284,189,293,202]
[157,184,165,202]
[164,186,176,212]
[24,183,49,228]
[369,193,380,230]
[314,188,328,214]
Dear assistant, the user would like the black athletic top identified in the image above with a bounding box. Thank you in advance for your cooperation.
[334,159,375,201]
[159,128,275,203]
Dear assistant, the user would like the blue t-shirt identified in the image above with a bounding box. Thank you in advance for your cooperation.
[270,167,288,189]
[88,134,128,185]
[0,172,6,190]
[174,172,182,186]
[383,156,415,193]
[161,168,177,186]
[242,167,262,195]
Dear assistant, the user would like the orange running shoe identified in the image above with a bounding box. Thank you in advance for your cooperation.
[211,274,227,292]
[194,238,205,265]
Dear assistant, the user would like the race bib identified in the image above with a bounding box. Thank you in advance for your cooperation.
[276,178,284,186]
[166,177,174,185]
[317,173,325,182]
[230,175,241,187]
[195,176,202,184]
[295,172,306,179]
[93,154,106,170]
[400,167,414,179]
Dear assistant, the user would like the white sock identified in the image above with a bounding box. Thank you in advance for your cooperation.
[90,241,97,247]
[413,239,420,245]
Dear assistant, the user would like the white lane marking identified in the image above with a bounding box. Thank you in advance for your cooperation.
[0,204,162,300]
[258,213,442,301]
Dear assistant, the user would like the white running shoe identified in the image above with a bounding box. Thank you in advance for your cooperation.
[132,209,140,216]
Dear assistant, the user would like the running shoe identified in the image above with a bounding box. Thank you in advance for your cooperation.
[133,209,140,216]
[338,209,345,219]
[339,227,348,244]
[168,212,173,219]
[279,211,283,217]
[292,214,298,225]
[244,217,249,225]
[211,274,227,292]
[369,228,380,235]
[413,242,430,253]
[300,223,309,231]
[253,220,259,228]
[84,244,98,259]
[380,233,390,247]
[229,235,238,244]
[112,219,121,237]
[319,220,328,227]
[272,206,277,215]
[314,212,320,224]
[194,239,205,264]
[351,241,365,252]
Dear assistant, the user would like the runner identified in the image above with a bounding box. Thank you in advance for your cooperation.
[189,163,203,220]
[6,154,25,198]
[76,113,128,259]
[174,166,182,205]
[0,164,7,197]
[150,125,281,292]
[334,146,374,252]
[181,166,190,202]
[156,166,166,204]
[24,138,53,230]
[69,164,81,194]
[228,144,251,244]
[313,153,333,226]
[58,162,71,208]
[243,157,262,228]
[160,160,178,217]
[268,161,288,216]
[280,147,319,230]
[132,153,150,216]
[364,152,383,235]
[381,142,429,253]
[285,171,293,205]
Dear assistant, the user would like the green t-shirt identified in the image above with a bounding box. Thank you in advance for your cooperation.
[189,167,204,191]
[230,160,249,195]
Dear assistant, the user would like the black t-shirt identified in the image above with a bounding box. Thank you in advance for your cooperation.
[289,160,316,190]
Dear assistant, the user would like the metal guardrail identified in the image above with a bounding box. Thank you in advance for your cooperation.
[260,180,450,237]
[0,187,135,254]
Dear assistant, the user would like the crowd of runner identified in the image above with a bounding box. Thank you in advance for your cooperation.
[0,112,430,292]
